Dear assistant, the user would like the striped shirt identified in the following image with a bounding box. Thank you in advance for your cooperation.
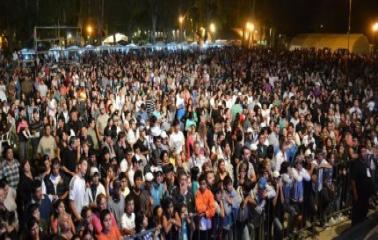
[145,98,155,116]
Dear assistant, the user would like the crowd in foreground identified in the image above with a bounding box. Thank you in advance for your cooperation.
[0,46,377,240]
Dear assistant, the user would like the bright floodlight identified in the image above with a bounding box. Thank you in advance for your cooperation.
[246,22,254,32]
[86,25,93,35]
[67,33,73,39]
[372,22,378,32]
[209,23,216,33]
[179,16,184,24]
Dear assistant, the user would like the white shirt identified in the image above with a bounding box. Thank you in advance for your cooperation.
[38,84,48,97]
[42,174,61,201]
[273,151,287,172]
[121,212,135,230]
[127,129,137,146]
[190,154,207,171]
[69,175,86,214]
[83,183,106,206]
[169,131,185,154]
[128,169,136,187]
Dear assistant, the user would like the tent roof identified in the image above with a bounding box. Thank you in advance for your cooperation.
[290,33,370,54]
[103,33,128,44]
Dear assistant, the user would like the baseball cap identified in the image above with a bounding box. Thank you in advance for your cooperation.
[305,149,312,157]
[145,172,154,182]
[90,167,100,177]
[160,131,168,139]
[247,127,253,133]
[250,143,258,151]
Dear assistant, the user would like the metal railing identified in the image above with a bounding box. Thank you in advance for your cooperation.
[124,227,158,240]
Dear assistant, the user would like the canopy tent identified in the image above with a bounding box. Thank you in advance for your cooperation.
[290,34,370,54]
[102,33,128,45]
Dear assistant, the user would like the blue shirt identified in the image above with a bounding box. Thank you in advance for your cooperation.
[150,183,164,208]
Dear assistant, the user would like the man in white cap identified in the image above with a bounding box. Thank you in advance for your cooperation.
[244,127,255,148]
[84,167,106,206]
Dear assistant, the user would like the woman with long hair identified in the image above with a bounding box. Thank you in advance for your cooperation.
[161,197,181,240]
[16,159,34,225]
[50,199,75,235]
[25,217,44,240]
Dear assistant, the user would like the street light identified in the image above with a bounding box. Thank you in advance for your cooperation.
[209,23,216,33]
[178,16,184,41]
[372,22,378,52]
[178,16,184,25]
[86,25,93,36]
[246,22,255,32]
[372,22,378,32]
[245,22,255,48]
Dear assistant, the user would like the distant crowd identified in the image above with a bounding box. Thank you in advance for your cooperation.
[0,46,377,240]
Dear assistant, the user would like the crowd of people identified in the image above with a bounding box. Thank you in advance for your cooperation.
[0,46,377,240]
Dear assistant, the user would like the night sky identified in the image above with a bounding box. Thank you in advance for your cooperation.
[1,0,378,44]
[259,0,378,36]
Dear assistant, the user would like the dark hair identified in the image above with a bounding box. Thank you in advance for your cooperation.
[52,199,65,217]
[100,209,111,226]
[20,159,30,173]
[27,217,39,233]
[32,180,42,193]
[27,203,40,222]
[190,167,200,181]
[223,175,233,187]
[125,194,134,206]
[135,211,145,233]
[134,170,143,182]
[2,145,12,158]
[198,173,207,183]
[117,131,126,141]
[51,158,60,167]
[81,206,92,220]
[96,193,107,206]
[161,197,173,215]
[69,136,77,146]
[0,178,8,189]
[78,158,88,165]
[118,172,128,181]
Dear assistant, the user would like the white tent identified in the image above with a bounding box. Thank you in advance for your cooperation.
[126,43,138,49]
[290,34,370,54]
[66,45,79,51]
[103,33,128,45]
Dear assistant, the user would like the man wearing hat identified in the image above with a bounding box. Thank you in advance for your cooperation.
[84,167,106,206]
[244,127,255,148]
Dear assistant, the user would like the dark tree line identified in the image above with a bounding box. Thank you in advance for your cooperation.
[0,0,376,51]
